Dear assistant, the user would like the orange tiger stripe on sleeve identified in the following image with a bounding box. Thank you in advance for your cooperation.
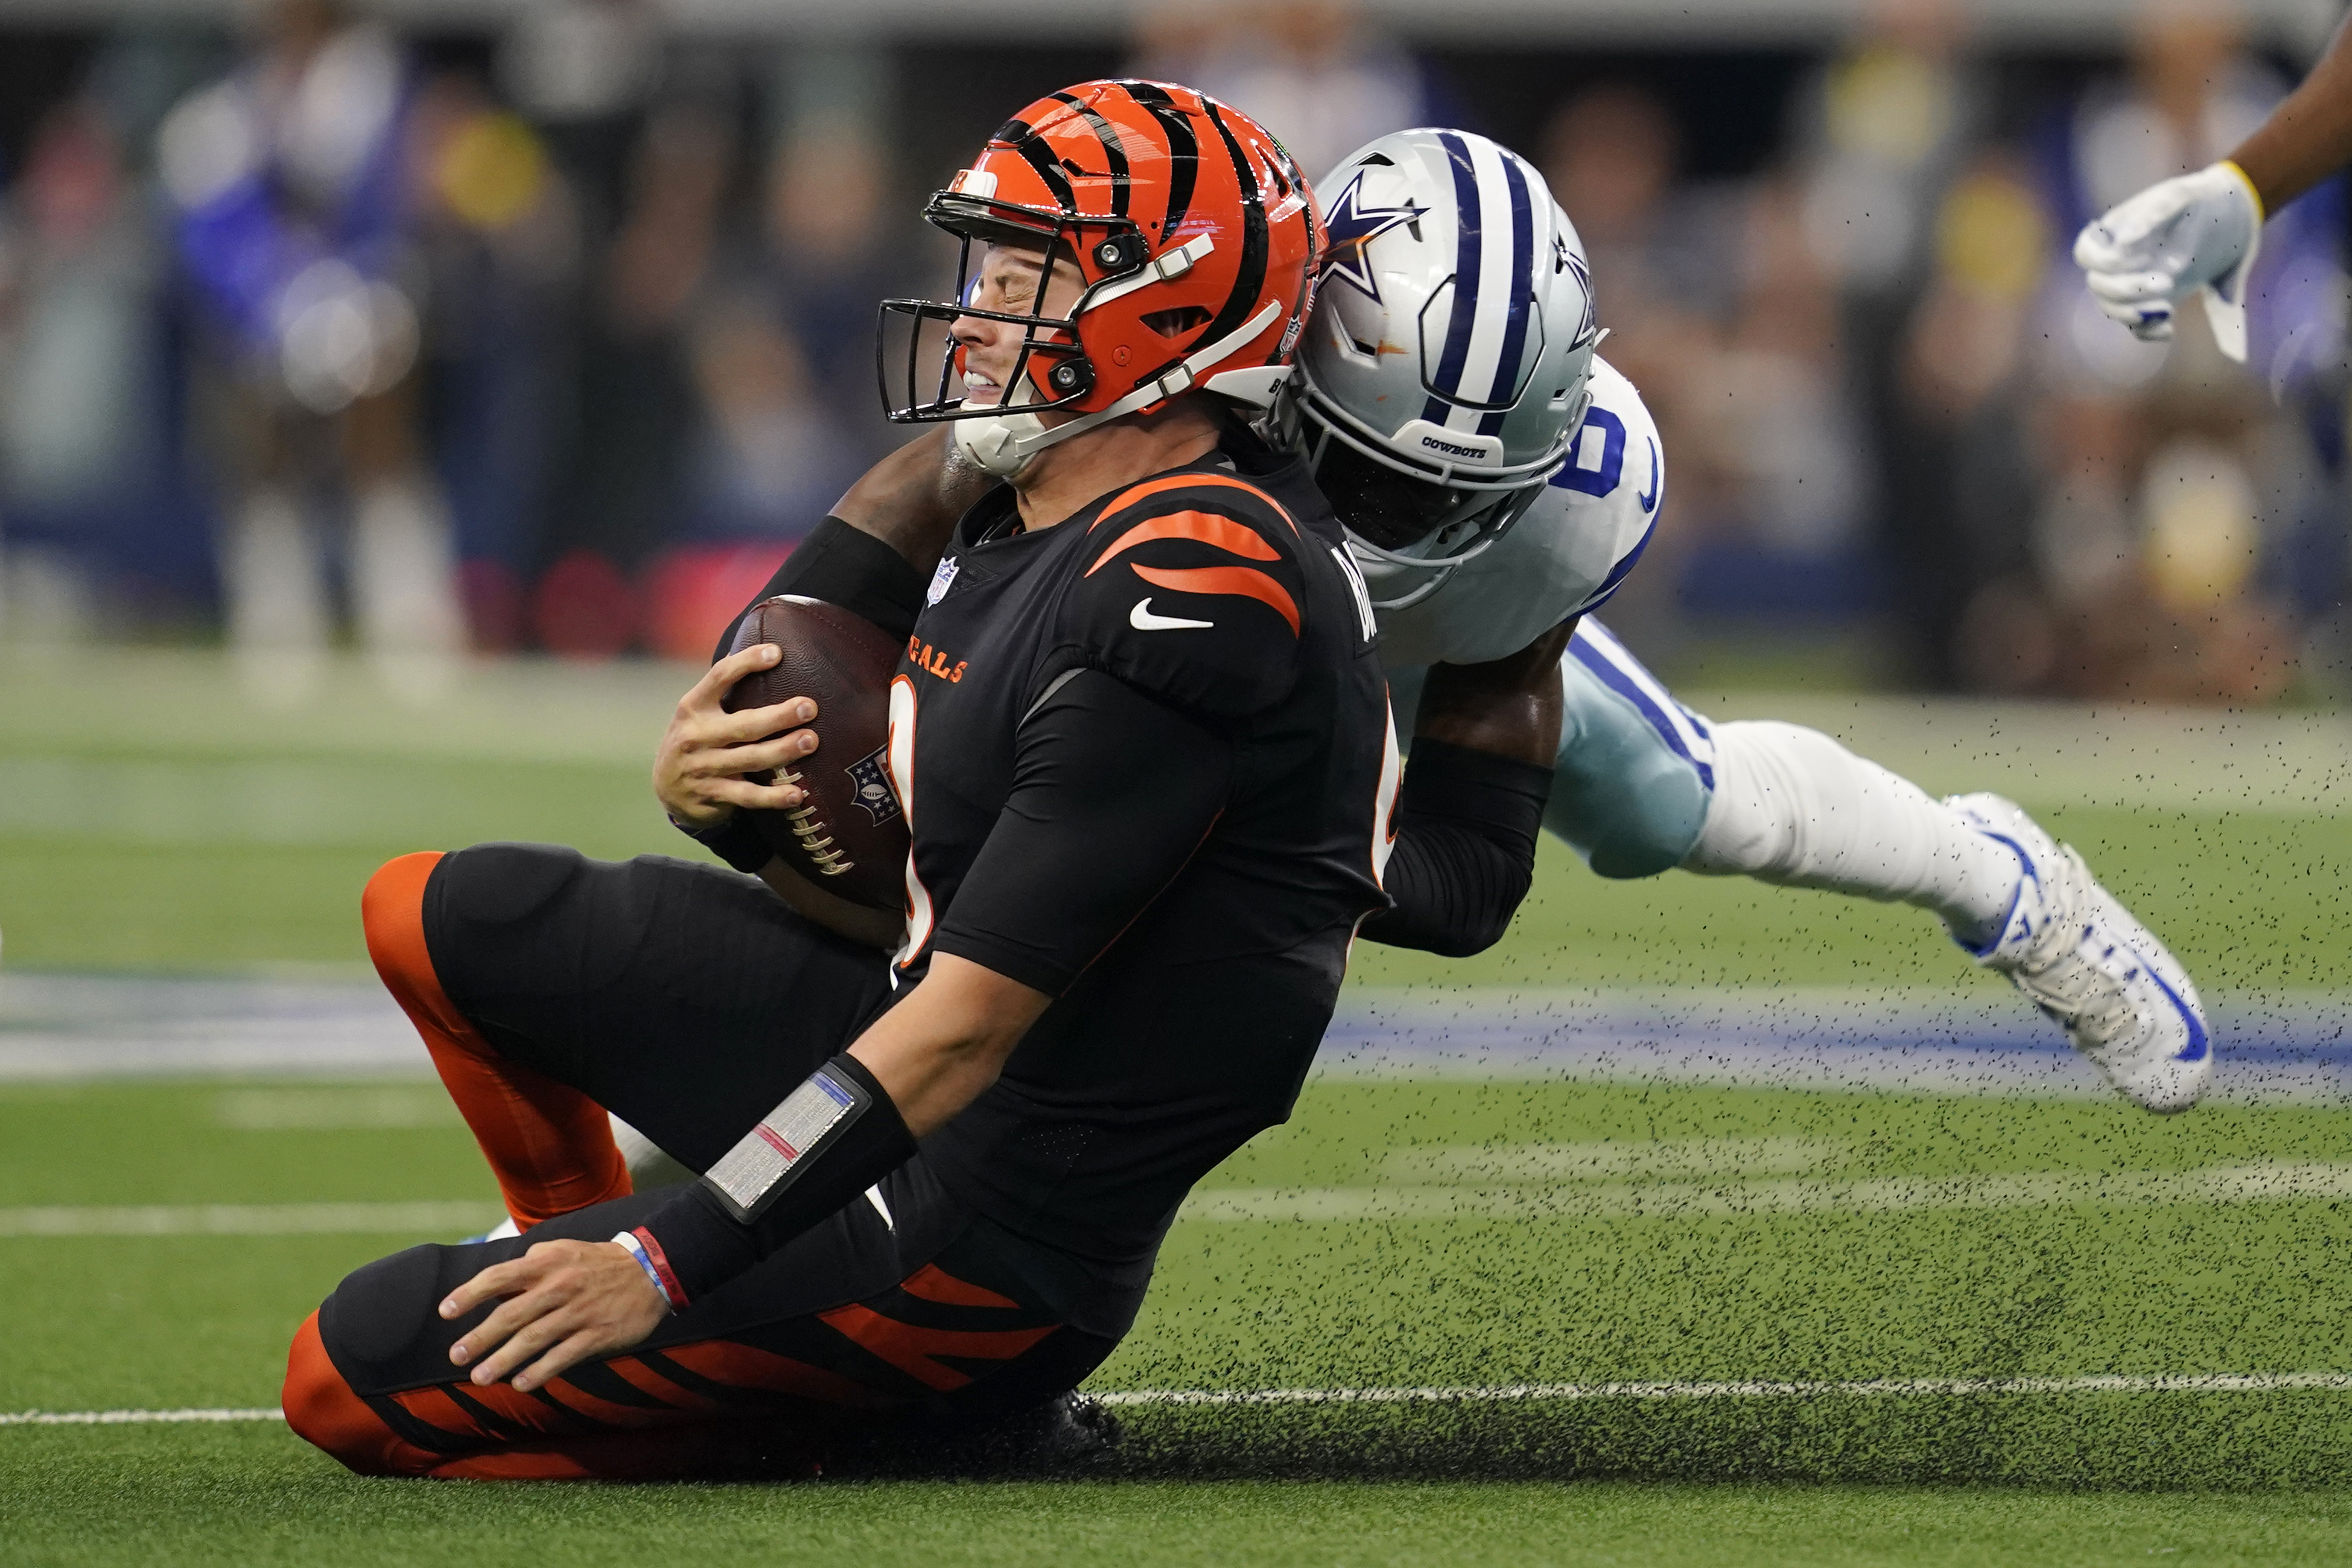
[1086,509,1281,577]
[1089,471,1300,535]
[1130,563,1301,635]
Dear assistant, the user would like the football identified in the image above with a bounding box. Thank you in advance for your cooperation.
[722,595,909,910]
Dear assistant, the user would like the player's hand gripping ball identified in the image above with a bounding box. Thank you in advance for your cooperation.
[723,596,909,909]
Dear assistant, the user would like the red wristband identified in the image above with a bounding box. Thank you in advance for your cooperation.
[625,1226,690,1309]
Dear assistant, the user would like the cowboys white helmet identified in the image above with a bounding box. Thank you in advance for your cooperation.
[1291,129,1601,610]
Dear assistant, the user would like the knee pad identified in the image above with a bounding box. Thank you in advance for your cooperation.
[319,1243,457,1394]
[433,842,591,930]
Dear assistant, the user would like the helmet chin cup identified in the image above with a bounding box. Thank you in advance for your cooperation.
[1344,522,1497,612]
[953,412,1044,477]
[1341,479,1545,612]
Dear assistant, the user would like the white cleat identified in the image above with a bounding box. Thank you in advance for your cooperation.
[1946,793,2212,1113]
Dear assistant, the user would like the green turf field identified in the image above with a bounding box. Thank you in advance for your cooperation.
[5,652,2352,1563]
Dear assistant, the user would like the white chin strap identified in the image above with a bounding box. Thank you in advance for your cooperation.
[952,300,1283,480]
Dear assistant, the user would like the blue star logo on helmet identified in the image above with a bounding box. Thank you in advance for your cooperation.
[1318,168,1428,306]
[1565,248,1597,348]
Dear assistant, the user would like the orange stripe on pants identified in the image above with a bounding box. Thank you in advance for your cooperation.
[363,852,628,1227]
[285,1310,810,1480]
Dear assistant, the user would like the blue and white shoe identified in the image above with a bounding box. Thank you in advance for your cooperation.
[1947,793,2213,1113]
[459,1216,522,1245]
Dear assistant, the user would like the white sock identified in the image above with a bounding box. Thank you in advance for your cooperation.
[1680,719,2021,947]
[351,475,465,706]
[223,488,328,709]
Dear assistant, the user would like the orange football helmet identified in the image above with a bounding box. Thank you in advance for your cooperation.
[877,80,1323,476]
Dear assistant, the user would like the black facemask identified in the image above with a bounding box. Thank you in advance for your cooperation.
[1308,434,1493,551]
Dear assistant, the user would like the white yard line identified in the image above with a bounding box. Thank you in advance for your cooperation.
[0,1202,501,1236]
[1177,1161,2352,1223]
[9,1161,2348,1239]
[13,1370,2352,1429]
[1090,1371,2352,1406]
[0,1408,285,1426]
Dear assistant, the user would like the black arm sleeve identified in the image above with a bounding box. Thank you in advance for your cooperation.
[710,516,929,660]
[638,1051,916,1303]
[1358,739,1554,957]
[933,668,1233,995]
[669,812,773,874]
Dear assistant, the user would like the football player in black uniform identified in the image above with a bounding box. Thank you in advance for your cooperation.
[283,83,1408,1481]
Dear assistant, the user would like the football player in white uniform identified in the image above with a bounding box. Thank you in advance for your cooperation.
[651,123,2210,1129]
[1297,129,2210,1113]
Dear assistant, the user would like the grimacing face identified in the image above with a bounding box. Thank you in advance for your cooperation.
[950,241,1087,414]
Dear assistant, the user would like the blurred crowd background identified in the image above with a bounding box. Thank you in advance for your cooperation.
[0,0,2347,705]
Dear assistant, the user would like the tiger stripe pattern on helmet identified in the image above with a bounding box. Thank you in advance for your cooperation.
[877,78,1322,433]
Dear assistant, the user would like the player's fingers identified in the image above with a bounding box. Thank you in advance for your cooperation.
[724,731,821,773]
[2083,268,2175,306]
[680,737,816,795]
[679,644,781,716]
[715,697,817,743]
[2073,229,2128,271]
[2088,292,2173,337]
[511,1328,609,1394]
[469,1301,577,1386]
[439,1255,538,1320]
[2073,222,2164,271]
[707,776,806,813]
[447,1290,541,1368]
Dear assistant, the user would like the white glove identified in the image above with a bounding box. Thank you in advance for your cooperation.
[2072,161,2263,362]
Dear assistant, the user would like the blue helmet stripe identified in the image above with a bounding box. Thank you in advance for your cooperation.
[1476,153,1537,436]
[1420,130,1483,425]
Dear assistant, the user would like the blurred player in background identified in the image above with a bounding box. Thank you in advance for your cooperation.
[159,0,465,706]
[283,82,1402,1480]
[2073,9,2352,361]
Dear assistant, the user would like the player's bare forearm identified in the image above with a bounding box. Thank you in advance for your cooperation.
[2232,13,2352,212]
[829,427,997,575]
[847,953,1049,1135]
[1413,618,1574,766]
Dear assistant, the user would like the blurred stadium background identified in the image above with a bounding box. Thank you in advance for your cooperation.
[0,0,2348,699]
[12,0,2352,1549]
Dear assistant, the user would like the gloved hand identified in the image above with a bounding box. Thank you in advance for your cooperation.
[2073,161,2263,361]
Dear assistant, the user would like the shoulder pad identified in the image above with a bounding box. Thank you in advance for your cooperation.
[1062,472,1309,716]
[1546,357,1661,614]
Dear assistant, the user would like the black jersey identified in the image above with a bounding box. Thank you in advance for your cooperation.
[891,428,1399,1271]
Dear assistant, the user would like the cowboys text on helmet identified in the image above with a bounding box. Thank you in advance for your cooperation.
[1291,128,1600,609]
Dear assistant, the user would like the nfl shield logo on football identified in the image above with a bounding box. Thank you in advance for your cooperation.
[926,556,959,606]
[844,746,903,825]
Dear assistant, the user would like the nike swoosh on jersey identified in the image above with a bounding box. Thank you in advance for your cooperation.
[1130,598,1215,631]
[1636,439,1659,512]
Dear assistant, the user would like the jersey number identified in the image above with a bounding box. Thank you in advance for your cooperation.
[1370,696,1402,886]
[886,676,933,973]
[1553,406,1626,498]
